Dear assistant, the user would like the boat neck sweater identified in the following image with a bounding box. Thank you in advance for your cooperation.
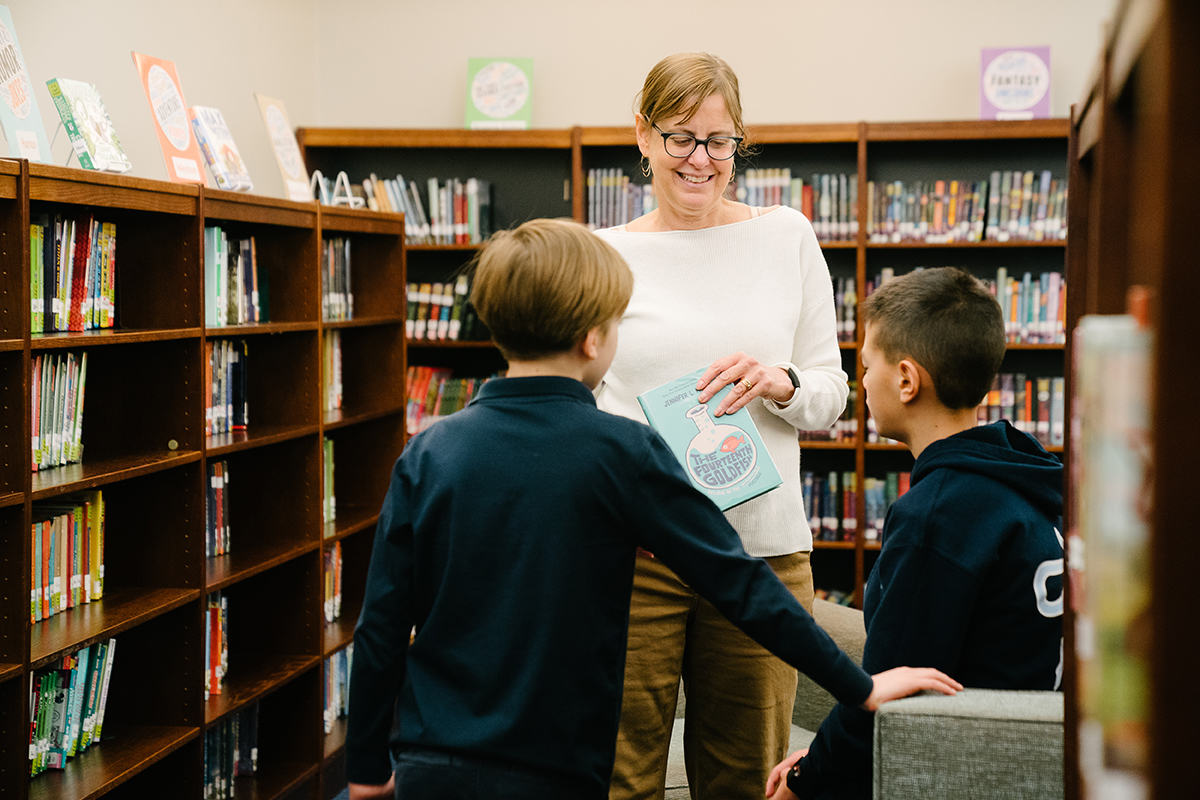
[595,206,848,556]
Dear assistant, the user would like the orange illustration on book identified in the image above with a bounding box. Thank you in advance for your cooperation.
[131,52,206,185]
[720,434,745,453]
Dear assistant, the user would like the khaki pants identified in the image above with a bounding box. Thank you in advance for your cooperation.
[609,552,814,800]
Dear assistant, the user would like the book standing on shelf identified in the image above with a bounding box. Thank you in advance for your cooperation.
[405,275,482,342]
[204,227,266,326]
[404,366,499,435]
[324,646,353,733]
[45,78,132,173]
[206,460,230,557]
[323,436,336,526]
[30,214,117,334]
[587,167,656,230]
[206,339,248,435]
[323,331,343,413]
[324,540,342,621]
[29,638,116,776]
[254,93,310,201]
[204,703,259,800]
[131,52,206,184]
[189,105,253,191]
[31,351,88,470]
[30,491,104,622]
[322,236,353,321]
[204,591,228,700]
[0,4,53,161]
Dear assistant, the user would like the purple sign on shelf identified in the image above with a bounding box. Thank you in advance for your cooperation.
[981,46,1051,120]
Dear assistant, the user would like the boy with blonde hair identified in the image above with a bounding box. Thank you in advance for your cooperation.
[770,267,1064,800]
[346,219,957,800]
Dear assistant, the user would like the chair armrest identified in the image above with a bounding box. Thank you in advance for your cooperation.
[873,689,1063,800]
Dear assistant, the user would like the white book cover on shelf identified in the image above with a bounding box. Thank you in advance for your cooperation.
[45,78,132,173]
[465,58,532,130]
[981,46,1051,120]
[254,93,309,201]
[0,5,52,161]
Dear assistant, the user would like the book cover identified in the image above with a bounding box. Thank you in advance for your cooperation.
[0,5,51,162]
[637,366,783,511]
[131,52,206,184]
[254,93,310,201]
[45,78,131,173]
[981,46,1051,120]
[465,58,532,130]
[190,105,253,191]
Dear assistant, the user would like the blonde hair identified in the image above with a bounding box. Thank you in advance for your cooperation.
[470,219,634,360]
[636,52,751,156]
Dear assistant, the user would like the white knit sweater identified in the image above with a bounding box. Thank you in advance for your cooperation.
[594,206,848,556]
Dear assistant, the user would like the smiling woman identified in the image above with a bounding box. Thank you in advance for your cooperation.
[593,52,852,800]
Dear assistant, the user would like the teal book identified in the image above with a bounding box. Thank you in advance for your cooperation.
[637,366,783,511]
[0,5,52,162]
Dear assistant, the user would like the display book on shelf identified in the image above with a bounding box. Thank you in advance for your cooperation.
[2,159,406,800]
[293,119,1068,611]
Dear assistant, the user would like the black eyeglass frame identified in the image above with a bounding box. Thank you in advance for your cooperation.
[651,123,744,161]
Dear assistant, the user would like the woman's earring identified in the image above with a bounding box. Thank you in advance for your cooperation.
[640,157,652,178]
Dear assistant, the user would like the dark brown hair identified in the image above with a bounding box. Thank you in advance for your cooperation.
[860,267,1006,409]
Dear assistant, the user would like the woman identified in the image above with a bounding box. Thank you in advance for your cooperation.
[594,53,849,800]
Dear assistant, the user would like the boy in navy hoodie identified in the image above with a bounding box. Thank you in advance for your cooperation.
[769,267,1064,800]
[345,220,959,800]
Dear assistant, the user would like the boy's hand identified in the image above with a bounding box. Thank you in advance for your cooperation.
[765,747,807,798]
[861,667,963,711]
[349,776,395,800]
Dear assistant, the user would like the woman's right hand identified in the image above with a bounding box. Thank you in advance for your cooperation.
[860,667,963,711]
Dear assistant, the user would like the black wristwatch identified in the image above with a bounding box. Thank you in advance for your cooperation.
[785,366,802,390]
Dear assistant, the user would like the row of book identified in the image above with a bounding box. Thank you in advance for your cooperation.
[979,374,1067,446]
[813,588,856,606]
[31,491,105,623]
[799,381,858,442]
[733,170,859,242]
[29,639,117,776]
[207,461,231,558]
[204,703,259,800]
[405,366,498,436]
[866,170,1068,244]
[207,339,248,436]
[804,470,911,543]
[205,591,229,700]
[586,168,658,231]
[31,351,88,471]
[361,173,494,246]
[323,331,343,413]
[322,237,354,322]
[30,214,117,333]
[205,228,267,327]
[834,277,857,343]
[863,267,1067,345]
[323,436,336,528]
[324,646,353,734]
[323,541,342,623]
[406,277,485,341]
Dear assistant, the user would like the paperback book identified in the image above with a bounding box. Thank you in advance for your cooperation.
[637,366,783,511]
[190,105,252,191]
[45,78,132,173]
[0,5,51,162]
[254,93,309,201]
[131,52,205,184]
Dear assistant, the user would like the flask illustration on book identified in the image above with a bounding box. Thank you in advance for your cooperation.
[638,366,782,510]
[684,404,758,490]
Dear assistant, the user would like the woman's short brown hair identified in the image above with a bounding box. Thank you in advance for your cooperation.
[860,267,1006,410]
[637,52,751,157]
[470,219,633,361]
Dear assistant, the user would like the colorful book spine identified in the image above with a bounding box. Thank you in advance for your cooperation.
[28,638,116,775]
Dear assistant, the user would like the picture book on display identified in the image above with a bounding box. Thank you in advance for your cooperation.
[254,93,309,201]
[465,58,532,130]
[637,367,783,511]
[131,52,206,184]
[190,105,252,191]
[0,5,51,162]
[45,78,132,173]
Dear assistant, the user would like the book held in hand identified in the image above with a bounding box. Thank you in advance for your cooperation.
[45,78,132,173]
[637,366,783,511]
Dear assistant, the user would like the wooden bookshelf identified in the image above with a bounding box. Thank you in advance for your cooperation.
[297,119,1069,613]
[1064,2,1199,798]
[0,164,405,800]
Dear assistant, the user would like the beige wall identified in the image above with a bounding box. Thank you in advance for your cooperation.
[5,0,1113,198]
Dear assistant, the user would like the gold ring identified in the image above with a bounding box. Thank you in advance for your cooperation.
[739,378,754,391]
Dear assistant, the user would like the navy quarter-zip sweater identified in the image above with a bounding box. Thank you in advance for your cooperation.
[346,377,872,796]
[790,421,1064,800]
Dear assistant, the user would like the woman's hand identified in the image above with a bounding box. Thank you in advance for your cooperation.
[349,776,395,800]
[861,667,963,712]
[765,748,807,798]
[697,353,795,416]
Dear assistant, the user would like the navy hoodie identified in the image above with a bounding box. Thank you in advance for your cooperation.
[790,421,1064,800]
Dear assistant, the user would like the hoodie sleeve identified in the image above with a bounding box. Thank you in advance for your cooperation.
[789,493,983,798]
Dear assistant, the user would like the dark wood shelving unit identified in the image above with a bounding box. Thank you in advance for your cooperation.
[296,118,1069,612]
[0,163,405,800]
[1064,2,1198,797]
